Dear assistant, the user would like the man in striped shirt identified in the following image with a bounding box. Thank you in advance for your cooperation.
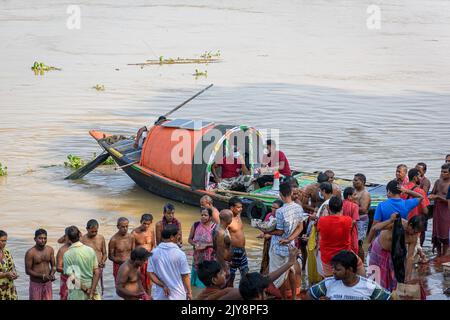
[306,250,391,300]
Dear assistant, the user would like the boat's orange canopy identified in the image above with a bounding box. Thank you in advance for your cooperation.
[139,119,264,190]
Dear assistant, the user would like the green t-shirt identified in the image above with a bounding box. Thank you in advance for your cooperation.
[63,242,101,300]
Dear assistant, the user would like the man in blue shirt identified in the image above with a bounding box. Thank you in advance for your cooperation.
[373,179,424,224]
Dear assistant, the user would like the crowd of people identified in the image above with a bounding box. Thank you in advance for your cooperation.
[0,156,449,300]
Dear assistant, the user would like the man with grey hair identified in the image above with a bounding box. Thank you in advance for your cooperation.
[200,195,220,224]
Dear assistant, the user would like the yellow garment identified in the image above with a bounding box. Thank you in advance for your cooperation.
[306,225,322,285]
[0,248,18,300]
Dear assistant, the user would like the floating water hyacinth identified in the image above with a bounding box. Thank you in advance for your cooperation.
[92,84,105,91]
[193,69,208,77]
[0,162,7,176]
[64,155,85,169]
[31,61,61,75]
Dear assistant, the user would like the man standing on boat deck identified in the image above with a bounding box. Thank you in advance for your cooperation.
[257,139,292,188]
[25,229,56,300]
[200,195,220,224]
[212,145,255,192]
[132,213,155,294]
[226,197,249,287]
[352,173,371,261]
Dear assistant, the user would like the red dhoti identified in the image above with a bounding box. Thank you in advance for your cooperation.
[60,274,68,300]
[432,201,450,246]
[29,280,52,300]
[113,262,121,285]
[140,259,151,292]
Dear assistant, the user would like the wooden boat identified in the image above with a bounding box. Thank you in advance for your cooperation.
[89,118,387,221]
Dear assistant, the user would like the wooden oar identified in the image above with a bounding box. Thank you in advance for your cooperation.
[64,152,110,180]
[154,84,214,124]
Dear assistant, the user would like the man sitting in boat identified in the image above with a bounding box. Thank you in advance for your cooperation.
[211,145,255,192]
[133,126,148,149]
[256,139,292,188]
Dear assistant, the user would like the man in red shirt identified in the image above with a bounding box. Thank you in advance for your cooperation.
[403,168,430,260]
[342,187,360,255]
[257,139,292,188]
[317,196,365,278]
[211,145,255,192]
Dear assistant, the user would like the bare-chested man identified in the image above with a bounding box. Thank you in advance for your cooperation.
[81,219,107,295]
[213,209,233,273]
[155,203,182,247]
[109,217,135,285]
[429,163,450,256]
[368,213,426,291]
[415,162,431,194]
[325,170,342,198]
[302,172,329,214]
[200,195,220,224]
[352,173,371,261]
[56,227,71,300]
[132,213,155,294]
[25,229,56,300]
[226,197,249,287]
[116,247,151,300]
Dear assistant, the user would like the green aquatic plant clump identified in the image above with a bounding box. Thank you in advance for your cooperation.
[92,84,105,91]
[64,155,85,169]
[0,162,7,176]
[92,153,115,165]
[200,50,221,59]
[194,69,208,77]
[31,61,61,74]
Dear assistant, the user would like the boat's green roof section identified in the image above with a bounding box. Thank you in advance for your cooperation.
[247,171,386,209]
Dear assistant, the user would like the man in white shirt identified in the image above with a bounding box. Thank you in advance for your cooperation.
[306,250,391,300]
[147,225,192,300]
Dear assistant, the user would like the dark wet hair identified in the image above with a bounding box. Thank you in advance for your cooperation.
[446,154,450,159]
[161,224,179,240]
[386,179,401,195]
[416,162,427,173]
[354,173,366,184]
[328,196,343,214]
[239,272,269,300]
[273,199,284,208]
[279,182,292,197]
[86,219,99,229]
[408,168,420,181]
[117,217,129,225]
[266,139,276,147]
[130,247,151,262]
[324,170,334,177]
[442,163,450,170]
[229,196,243,208]
[34,229,47,238]
[408,215,426,232]
[197,260,222,286]
[317,172,329,183]
[319,182,333,195]
[66,226,80,243]
[331,250,357,273]
[397,164,407,171]
[343,187,355,200]
[283,176,299,188]
[163,203,175,213]
[0,230,7,238]
[200,207,213,217]
[140,213,153,223]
